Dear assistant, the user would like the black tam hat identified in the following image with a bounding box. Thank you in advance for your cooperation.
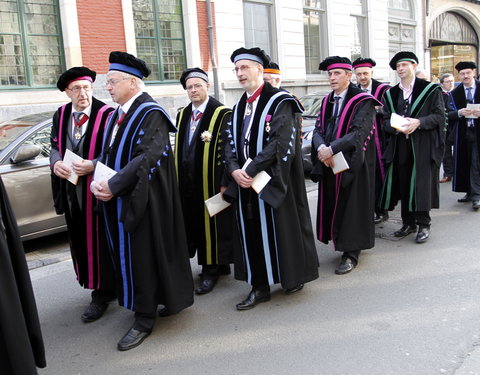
[179,67,209,89]
[389,51,418,70]
[455,61,477,72]
[352,57,376,69]
[318,56,352,71]
[57,66,96,92]
[230,47,271,67]
[108,51,151,79]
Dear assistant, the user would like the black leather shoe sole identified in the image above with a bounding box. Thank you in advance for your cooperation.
[393,225,417,237]
[285,284,304,295]
[117,328,151,351]
[81,303,108,323]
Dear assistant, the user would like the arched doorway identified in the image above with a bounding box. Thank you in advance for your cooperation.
[429,12,478,82]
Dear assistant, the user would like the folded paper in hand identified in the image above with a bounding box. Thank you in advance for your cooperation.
[390,113,409,131]
[94,161,117,182]
[466,104,480,119]
[205,193,231,217]
[332,152,349,175]
[63,149,83,185]
[242,158,271,194]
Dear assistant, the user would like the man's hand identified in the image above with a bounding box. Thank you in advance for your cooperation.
[402,118,420,135]
[53,161,71,180]
[72,160,94,176]
[318,145,333,162]
[90,180,113,202]
[323,156,335,168]
[472,108,480,118]
[459,107,473,118]
[232,169,253,189]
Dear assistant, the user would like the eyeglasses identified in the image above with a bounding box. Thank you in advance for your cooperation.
[66,85,92,94]
[105,77,130,87]
[232,65,253,74]
[186,83,205,91]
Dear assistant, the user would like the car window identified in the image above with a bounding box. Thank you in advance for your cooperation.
[22,125,52,159]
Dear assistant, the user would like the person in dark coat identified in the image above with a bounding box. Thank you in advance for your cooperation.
[223,47,319,310]
[439,73,456,183]
[448,61,480,209]
[0,176,46,374]
[380,51,445,243]
[91,51,193,351]
[353,57,391,224]
[50,67,116,323]
[174,67,236,295]
[311,56,379,275]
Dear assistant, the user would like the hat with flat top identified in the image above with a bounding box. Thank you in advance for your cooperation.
[108,51,151,79]
[57,66,96,92]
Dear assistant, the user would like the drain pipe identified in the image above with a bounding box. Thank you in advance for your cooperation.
[206,0,219,99]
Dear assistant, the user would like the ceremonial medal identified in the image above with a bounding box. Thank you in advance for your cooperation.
[265,123,271,133]
[74,128,82,140]
[245,103,252,116]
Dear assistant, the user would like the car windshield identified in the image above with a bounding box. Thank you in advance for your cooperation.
[0,112,53,152]
[302,96,323,117]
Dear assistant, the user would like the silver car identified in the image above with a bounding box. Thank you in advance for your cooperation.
[0,112,66,240]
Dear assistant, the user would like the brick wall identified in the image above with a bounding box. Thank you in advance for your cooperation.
[196,1,218,71]
[76,1,126,73]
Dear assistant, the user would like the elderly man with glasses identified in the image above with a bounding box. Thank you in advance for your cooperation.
[50,67,116,324]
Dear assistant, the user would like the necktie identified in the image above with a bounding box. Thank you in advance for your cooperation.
[110,109,125,147]
[241,102,253,157]
[189,109,202,144]
[72,112,88,146]
[326,96,340,141]
[466,87,474,127]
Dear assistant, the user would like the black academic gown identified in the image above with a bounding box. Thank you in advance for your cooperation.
[0,177,46,374]
[449,80,480,192]
[224,82,319,289]
[380,79,445,212]
[174,97,237,266]
[311,83,378,252]
[50,98,115,291]
[99,92,193,315]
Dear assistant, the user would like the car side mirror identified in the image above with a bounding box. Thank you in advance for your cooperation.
[10,144,42,164]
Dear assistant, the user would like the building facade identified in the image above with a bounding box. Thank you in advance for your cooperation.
[0,0,479,122]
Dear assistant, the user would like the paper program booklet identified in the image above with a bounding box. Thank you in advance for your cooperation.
[466,104,480,119]
[242,158,271,194]
[205,193,231,217]
[62,149,83,185]
[390,113,410,131]
[93,161,117,182]
[332,151,349,175]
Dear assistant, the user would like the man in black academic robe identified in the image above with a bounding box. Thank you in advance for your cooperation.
[175,67,236,295]
[0,177,46,374]
[50,67,116,323]
[353,57,391,224]
[380,51,445,243]
[91,52,193,351]
[224,47,319,310]
[448,61,480,209]
[311,56,378,275]
[439,73,456,183]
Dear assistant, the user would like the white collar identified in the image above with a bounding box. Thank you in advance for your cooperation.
[120,91,143,114]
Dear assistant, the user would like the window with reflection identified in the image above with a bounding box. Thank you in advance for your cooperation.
[133,0,186,82]
[243,0,276,59]
[0,0,64,88]
[303,0,328,75]
[350,0,368,62]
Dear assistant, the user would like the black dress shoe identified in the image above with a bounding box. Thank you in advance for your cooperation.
[117,327,151,351]
[335,258,356,275]
[81,302,108,323]
[393,224,417,237]
[236,288,271,310]
[458,194,471,203]
[285,284,304,295]
[472,200,480,210]
[195,278,217,295]
[415,227,430,243]
[374,212,389,224]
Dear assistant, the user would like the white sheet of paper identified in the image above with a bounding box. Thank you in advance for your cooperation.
[466,104,480,119]
[331,151,350,175]
[205,193,231,217]
[242,158,271,194]
[63,149,83,185]
[390,112,410,131]
[94,161,117,182]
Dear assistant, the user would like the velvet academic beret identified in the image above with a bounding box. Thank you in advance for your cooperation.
[389,51,418,70]
[352,57,376,69]
[455,61,477,72]
[264,61,281,75]
[56,66,96,92]
[319,56,352,71]
[230,47,271,67]
[108,51,151,79]
[179,67,209,89]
